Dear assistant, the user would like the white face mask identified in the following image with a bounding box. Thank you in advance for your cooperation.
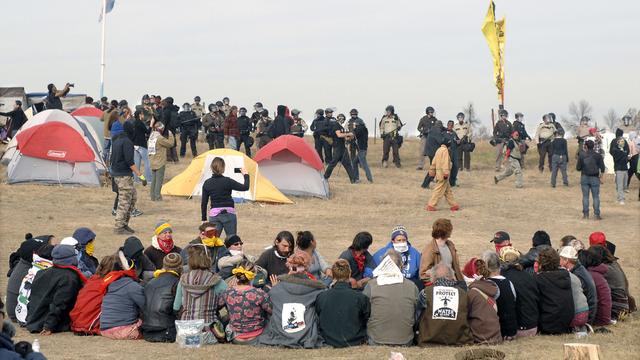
[393,242,409,253]
[229,249,243,256]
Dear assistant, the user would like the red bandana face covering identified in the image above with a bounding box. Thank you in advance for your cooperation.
[494,242,510,254]
[158,236,174,254]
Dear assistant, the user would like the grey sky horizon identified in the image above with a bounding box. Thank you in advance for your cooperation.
[2,0,639,134]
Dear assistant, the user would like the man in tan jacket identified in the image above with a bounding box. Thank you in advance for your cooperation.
[534,114,556,172]
[148,121,175,201]
[426,142,459,211]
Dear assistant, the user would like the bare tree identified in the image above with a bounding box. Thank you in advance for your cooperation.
[626,107,638,127]
[561,99,592,133]
[462,102,481,127]
[603,108,619,131]
[475,125,490,140]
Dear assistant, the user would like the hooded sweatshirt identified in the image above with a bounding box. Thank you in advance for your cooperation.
[259,274,326,348]
[467,279,501,344]
[373,242,421,281]
[268,105,291,139]
[100,276,145,330]
[588,264,612,326]
[174,269,226,324]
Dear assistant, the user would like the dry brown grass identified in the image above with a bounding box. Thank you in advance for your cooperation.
[1,138,639,359]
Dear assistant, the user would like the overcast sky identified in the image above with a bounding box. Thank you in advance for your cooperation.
[1,0,639,133]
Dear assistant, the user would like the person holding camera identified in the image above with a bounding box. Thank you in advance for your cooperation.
[379,105,404,168]
[45,83,73,110]
[201,157,250,238]
[454,112,473,172]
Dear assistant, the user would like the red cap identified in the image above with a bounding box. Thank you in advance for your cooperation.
[462,257,478,278]
[589,232,606,247]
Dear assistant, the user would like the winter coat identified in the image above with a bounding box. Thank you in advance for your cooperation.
[338,249,375,281]
[428,145,452,181]
[77,252,99,278]
[148,131,175,170]
[588,264,612,326]
[144,237,182,270]
[425,126,444,157]
[467,279,502,344]
[364,277,419,345]
[142,272,180,342]
[605,261,630,318]
[535,269,574,334]
[269,106,291,139]
[224,113,240,138]
[373,242,421,281]
[571,263,598,325]
[70,269,137,335]
[569,272,589,315]
[501,264,540,331]
[489,276,518,338]
[5,259,31,322]
[519,244,551,274]
[26,265,86,333]
[316,281,370,347]
[100,277,145,330]
[419,238,463,284]
[259,274,326,348]
[417,283,473,346]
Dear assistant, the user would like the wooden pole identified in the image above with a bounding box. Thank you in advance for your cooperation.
[563,343,602,360]
[373,117,377,144]
[491,108,496,131]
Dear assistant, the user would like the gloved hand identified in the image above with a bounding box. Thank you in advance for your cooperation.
[140,175,147,186]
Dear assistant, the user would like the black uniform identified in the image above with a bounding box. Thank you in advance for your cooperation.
[323,121,356,183]
[237,115,253,156]
[443,129,460,186]
[310,116,333,164]
[179,110,199,157]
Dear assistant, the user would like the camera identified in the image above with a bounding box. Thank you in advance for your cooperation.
[233,168,242,174]
[68,83,75,88]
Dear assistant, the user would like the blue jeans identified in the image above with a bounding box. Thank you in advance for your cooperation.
[134,146,152,181]
[209,211,237,238]
[352,149,373,182]
[580,175,600,216]
[103,138,111,163]
[227,136,238,151]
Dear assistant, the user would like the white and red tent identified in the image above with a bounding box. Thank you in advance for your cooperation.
[71,106,105,141]
[254,135,329,198]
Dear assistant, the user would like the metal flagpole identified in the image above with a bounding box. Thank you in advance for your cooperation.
[99,0,107,98]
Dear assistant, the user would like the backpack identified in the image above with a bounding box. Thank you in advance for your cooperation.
[70,269,136,335]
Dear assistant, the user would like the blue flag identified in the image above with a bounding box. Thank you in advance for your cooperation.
[98,0,115,22]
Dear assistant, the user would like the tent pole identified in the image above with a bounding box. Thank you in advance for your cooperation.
[99,0,107,98]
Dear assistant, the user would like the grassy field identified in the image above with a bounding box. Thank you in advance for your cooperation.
[1,137,639,359]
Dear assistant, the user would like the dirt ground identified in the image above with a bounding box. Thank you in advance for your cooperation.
[1,137,639,359]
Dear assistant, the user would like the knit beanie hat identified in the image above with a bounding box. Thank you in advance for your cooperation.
[391,225,408,241]
[163,253,183,274]
[532,230,551,247]
[589,232,606,247]
[154,221,172,236]
[462,257,479,278]
[72,227,96,246]
[224,235,242,248]
[111,120,124,137]
[122,236,144,260]
[52,245,78,266]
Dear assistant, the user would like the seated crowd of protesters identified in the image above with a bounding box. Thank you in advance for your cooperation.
[3,220,635,354]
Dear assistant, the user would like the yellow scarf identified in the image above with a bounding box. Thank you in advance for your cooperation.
[85,241,95,256]
[232,266,255,280]
[153,269,180,278]
[201,236,224,247]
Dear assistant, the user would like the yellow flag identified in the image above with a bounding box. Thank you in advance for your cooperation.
[496,16,506,97]
[481,1,505,102]
[481,1,499,65]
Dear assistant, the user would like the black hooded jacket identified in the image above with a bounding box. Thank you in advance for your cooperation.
[535,269,574,334]
[269,105,291,139]
[122,237,156,281]
[501,264,540,331]
[609,130,630,171]
[142,272,180,342]
[425,126,445,158]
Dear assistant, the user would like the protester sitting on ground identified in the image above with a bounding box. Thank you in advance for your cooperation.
[174,245,227,345]
[519,230,552,273]
[100,253,145,340]
[373,225,422,290]
[141,253,183,343]
[120,236,156,281]
[296,231,331,283]
[181,222,229,274]
[462,258,502,344]
[417,262,472,346]
[364,250,419,346]
[489,231,512,255]
[419,218,463,286]
[218,260,272,345]
[558,244,598,325]
[316,260,370,348]
[256,231,295,285]
[498,246,539,337]
[482,251,518,340]
[218,235,257,280]
[14,245,54,326]
[578,248,612,326]
[6,234,53,322]
[72,227,99,278]
[224,259,268,289]
[534,247,574,334]
[259,251,326,348]
[26,245,87,334]
[200,157,250,238]
[144,221,182,270]
[589,245,630,320]
[1,298,48,360]
[557,247,590,335]
[339,232,375,290]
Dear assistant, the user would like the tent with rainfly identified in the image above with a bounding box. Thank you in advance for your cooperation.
[161,148,293,204]
[7,121,101,186]
[71,106,105,141]
[254,135,329,198]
